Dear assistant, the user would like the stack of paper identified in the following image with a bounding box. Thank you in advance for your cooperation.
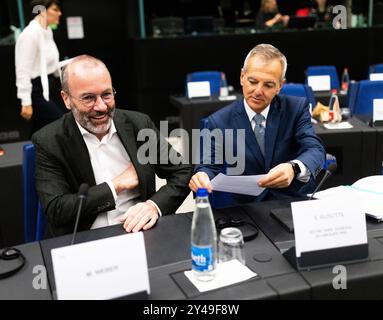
[314,182,383,221]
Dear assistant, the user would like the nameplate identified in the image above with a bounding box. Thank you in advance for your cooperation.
[373,99,383,123]
[307,75,331,91]
[370,73,383,81]
[187,81,211,98]
[51,233,150,300]
[291,199,367,258]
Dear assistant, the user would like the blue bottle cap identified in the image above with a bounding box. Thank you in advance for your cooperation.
[196,188,208,197]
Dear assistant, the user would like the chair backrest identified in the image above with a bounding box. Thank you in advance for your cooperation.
[22,143,46,242]
[348,80,383,118]
[369,63,383,74]
[280,83,316,108]
[305,65,340,90]
[186,71,222,96]
[369,63,383,80]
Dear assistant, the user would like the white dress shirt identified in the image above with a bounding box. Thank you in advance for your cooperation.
[243,99,310,182]
[15,20,60,106]
[76,121,142,229]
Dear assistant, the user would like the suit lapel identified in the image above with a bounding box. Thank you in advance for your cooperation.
[63,114,96,186]
[265,98,281,171]
[114,113,147,200]
[233,101,265,171]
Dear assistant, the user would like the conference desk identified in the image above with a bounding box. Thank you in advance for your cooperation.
[0,141,27,247]
[3,200,383,300]
[171,95,382,187]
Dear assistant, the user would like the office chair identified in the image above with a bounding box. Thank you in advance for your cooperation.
[369,63,383,80]
[23,143,46,242]
[348,80,383,119]
[186,71,223,97]
[305,65,340,90]
[280,83,316,108]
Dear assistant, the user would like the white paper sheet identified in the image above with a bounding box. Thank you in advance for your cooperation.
[313,185,383,221]
[66,17,84,39]
[323,122,353,130]
[211,173,266,196]
[52,233,150,300]
[370,73,383,81]
[373,99,383,122]
[184,259,257,293]
[307,75,331,91]
[187,81,211,98]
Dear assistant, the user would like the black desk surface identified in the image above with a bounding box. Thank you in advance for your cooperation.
[40,213,192,294]
[0,242,52,300]
[4,200,383,300]
[0,141,28,168]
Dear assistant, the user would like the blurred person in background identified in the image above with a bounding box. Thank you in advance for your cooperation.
[255,0,289,30]
[15,0,66,134]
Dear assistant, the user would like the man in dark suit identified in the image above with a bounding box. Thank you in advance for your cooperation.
[189,44,325,203]
[33,55,192,237]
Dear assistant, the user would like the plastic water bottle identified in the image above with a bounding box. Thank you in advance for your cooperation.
[328,89,338,111]
[341,67,350,93]
[191,188,217,281]
[219,72,228,97]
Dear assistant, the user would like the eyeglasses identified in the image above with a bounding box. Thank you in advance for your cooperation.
[66,88,116,108]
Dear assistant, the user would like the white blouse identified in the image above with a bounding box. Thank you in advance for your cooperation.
[15,19,60,106]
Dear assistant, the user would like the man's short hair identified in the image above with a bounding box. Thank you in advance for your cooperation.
[61,55,109,93]
[242,43,287,80]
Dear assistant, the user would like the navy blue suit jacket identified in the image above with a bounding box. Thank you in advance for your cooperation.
[196,94,325,205]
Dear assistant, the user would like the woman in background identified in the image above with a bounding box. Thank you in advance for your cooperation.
[15,0,65,134]
[312,0,333,26]
[255,0,289,30]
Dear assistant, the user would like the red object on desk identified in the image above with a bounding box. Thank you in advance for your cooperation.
[0,147,5,157]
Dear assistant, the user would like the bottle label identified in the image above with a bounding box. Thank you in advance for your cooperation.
[191,245,214,272]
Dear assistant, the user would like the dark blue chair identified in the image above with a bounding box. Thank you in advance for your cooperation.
[369,63,383,80]
[23,143,46,242]
[186,71,223,97]
[348,80,383,118]
[280,83,316,108]
[305,65,340,90]
[369,63,383,74]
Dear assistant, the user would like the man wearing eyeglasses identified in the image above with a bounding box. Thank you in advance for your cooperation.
[32,55,193,237]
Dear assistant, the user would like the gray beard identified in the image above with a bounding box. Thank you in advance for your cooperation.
[71,104,116,136]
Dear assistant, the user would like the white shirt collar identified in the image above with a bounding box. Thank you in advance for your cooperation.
[243,98,270,123]
[75,119,117,143]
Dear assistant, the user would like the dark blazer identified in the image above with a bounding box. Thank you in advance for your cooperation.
[32,109,193,237]
[196,94,325,203]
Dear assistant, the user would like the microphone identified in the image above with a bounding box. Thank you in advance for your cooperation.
[71,183,89,245]
[309,158,337,200]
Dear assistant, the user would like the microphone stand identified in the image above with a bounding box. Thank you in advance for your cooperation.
[71,195,86,245]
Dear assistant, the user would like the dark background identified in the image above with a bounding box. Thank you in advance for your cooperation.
[0,0,382,142]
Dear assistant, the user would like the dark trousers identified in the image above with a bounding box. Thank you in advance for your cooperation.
[31,75,67,134]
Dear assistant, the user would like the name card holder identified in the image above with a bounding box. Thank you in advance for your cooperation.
[52,233,150,300]
[283,199,369,271]
[283,243,369,271]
